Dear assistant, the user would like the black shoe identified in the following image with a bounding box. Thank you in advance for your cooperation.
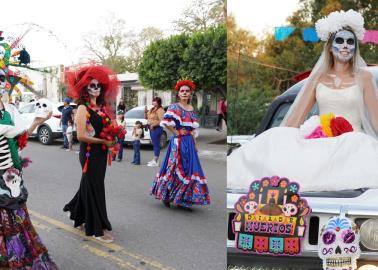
[117,159,122,162]
[177,205,192,211]
[163,201,170,208]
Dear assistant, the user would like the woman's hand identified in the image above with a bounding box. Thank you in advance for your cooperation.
[104,139,116,148]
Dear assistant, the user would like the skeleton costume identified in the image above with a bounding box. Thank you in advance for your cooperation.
[0,69,58,269]
[228,10,378,192]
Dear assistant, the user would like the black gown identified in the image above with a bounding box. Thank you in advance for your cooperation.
[63,109,112,237]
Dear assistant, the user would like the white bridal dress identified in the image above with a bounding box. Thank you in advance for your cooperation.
[227,83,378,191]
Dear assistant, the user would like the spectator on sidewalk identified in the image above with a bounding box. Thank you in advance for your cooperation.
[113,110,126,162]
[144,97,165,167]
[66,120,74,151]
[216,97,227,131]
[131,121,143,165]
[60,97,73,149]
[117,99,126,112]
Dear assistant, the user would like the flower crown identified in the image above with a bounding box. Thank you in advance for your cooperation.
[315,9,365,41]
[175,79,196,91]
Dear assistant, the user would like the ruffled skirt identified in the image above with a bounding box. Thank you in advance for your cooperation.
[151,135,210,207]
[0,206,58,269]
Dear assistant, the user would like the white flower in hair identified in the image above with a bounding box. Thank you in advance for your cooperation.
[315,9,365,41]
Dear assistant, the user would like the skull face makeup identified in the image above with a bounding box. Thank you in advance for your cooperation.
[35,98,52,118]
[87,79,101,97]
[331,30,356,62]
[3,168,22,198]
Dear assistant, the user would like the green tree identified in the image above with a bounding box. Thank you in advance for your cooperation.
[138,25,226,95]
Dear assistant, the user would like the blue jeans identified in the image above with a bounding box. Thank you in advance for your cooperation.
[132,140,141,164]
[62,124,68,148]
[150,126,163,158]
[113,137,124,161]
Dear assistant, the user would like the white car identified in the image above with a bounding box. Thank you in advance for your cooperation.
[124,105,169,148]
[18,101,76,145]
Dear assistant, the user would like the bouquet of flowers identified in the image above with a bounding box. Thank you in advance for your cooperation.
[100,121,127,166]
[299,113,354,139]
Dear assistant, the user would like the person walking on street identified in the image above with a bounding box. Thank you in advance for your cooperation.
[60,97,73,149]
[150,80,210,209]
[117,99,126,112]
[145,97,165,167]
[216,97,227,131]
[63,64,119,243]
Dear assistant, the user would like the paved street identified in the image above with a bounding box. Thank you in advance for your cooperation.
[22,130,226,270]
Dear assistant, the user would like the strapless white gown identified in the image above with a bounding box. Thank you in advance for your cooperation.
[227,84,378,191]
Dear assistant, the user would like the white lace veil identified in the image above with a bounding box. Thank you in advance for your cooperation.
[280,32,378,140]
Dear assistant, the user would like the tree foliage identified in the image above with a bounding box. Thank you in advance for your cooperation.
[138,25,226,94]
[173,0,226,33]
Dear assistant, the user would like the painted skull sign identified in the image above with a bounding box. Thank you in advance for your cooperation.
[318,214,361,270]
[232,176,311,256]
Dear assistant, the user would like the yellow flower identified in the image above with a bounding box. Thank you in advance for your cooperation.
[320,113,335,137]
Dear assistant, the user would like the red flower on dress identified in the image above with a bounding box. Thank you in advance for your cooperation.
[17,131,28,150]
[330,117,354,136]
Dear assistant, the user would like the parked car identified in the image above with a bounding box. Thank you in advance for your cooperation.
[18,101,77,145]
[123,105,169,148]
[227,66,378,268]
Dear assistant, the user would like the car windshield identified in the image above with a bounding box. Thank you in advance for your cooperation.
[125,109,144,119]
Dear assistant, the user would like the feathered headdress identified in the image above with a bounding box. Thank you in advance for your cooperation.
[315,9,365,41]
[175,79,196,91]
[65,64,120,102]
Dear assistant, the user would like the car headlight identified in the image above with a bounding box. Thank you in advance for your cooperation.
[360,219,378,250]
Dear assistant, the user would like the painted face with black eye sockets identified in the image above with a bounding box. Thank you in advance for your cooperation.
[0,69,7,93]
[87,79,101,97]
[331,30,356,62]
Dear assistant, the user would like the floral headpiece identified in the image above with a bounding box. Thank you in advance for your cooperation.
[315,9,365,41]
[175,79,196,91]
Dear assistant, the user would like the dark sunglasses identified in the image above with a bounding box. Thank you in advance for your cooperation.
[335,37,355,45]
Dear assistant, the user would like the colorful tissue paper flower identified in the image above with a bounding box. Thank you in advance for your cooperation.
[330,117,354,136]
[17,132,28,150]
[320,113,335,137]
[305,126,327,139]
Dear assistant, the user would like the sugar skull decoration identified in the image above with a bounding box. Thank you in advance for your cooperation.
[35,98,52,118]
[2,168,22,197]
[318,214,361,270]
[232,176,311,256]
[331,30,356,62]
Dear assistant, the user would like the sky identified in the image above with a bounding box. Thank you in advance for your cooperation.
[2,0,194,67]
[228,0,300,38]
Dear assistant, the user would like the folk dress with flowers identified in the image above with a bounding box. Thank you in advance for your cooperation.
[0,104,57,269]
[228,83,378,191]
[151,103,210,207]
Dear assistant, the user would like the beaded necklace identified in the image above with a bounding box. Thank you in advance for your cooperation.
[82,102,111,173]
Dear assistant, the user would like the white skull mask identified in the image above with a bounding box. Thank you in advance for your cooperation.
[244,201,258,214]
[318,215,360,270]
[282,203,298,217]
[3,168,22,197]
[331,30,356,62]
[87,79,101,97]
[35,98,52,118]
[0,69,6,90]
[0,47,5,60]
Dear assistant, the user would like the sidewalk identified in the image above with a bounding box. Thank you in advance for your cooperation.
[197,128,227,162]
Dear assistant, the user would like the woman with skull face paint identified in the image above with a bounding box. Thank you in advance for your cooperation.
[150,80,210,209]
[228,10,378,192]
[0,68,58,269]
[63,64,119,243]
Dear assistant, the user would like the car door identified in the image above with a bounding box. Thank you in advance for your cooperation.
[18,103,36,133]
